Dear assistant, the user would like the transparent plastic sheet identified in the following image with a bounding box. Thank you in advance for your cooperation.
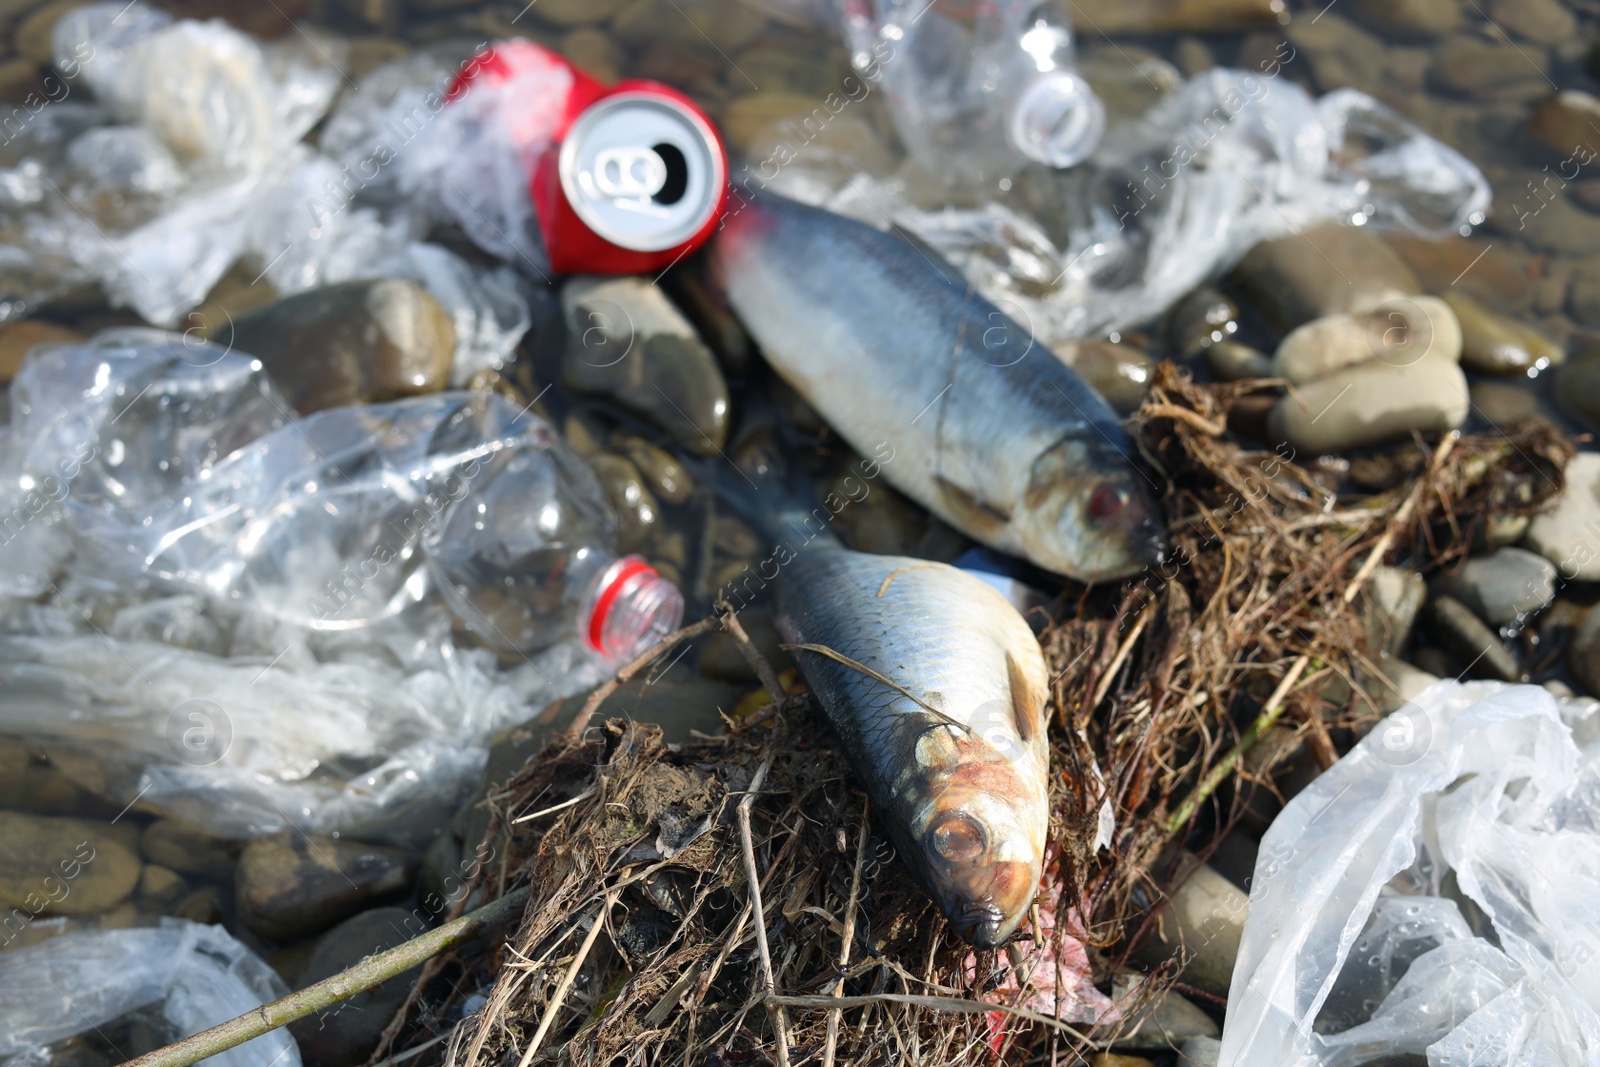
[775,69,1490,343]
[0,4,343,325]
[0,919,298,1067]
[0,329,290,598]
[0,5,532,382]
[0,336,609,842]
[1219,682,1600,1067]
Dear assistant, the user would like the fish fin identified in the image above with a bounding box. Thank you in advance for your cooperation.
[1006,649,1043,743]
[933,475,1010,537]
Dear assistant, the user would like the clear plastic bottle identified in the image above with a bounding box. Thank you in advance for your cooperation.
[120,392,682,660]
[839,0,1104,188]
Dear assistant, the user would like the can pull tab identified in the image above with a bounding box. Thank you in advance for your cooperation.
[592,146,667,201]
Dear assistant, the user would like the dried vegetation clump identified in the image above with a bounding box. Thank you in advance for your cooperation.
[400,367,1571,1067]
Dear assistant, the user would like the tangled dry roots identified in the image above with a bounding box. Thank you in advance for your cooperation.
[429,367,1570,1067]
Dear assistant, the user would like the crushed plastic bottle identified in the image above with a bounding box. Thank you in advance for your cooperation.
[0,329,290,598]
[777,69,1489,343]
[0,919,298,1067]
[1220,681,1600,1066]
[96,390,683,660]
[839,0,1105,187]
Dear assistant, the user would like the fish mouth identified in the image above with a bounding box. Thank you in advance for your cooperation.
[938,859,1037,948]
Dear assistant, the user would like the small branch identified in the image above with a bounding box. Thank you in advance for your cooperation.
[737,758,790,1067]
[1142,402,1227,437]
[823,799,870,1067]
[117,887,533,1067]
[566,615,722,738]
[1089,605,1152,714]
[1166,654,1311,835]
[1343,432,1457,605]
[516,895,613,1067]
[716,600,786,704]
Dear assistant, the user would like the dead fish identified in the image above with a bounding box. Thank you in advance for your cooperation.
[711,191,1164,581]
[774,539,1051,947]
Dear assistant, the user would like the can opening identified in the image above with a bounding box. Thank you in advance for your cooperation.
[652,142,688,206]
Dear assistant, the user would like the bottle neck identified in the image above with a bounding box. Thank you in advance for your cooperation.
[582,554,685,660]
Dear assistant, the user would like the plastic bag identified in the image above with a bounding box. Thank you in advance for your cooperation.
[1220,681,1600,1066]
[0,329,290,598]
[0,919,298,1067]
[775,69,1489,342]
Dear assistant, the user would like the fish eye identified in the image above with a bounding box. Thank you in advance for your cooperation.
[1088,483,1131,522]
[930,812,986,863]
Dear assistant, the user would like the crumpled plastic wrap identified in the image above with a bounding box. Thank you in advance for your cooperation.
[1220,681,1600,1066]
[0,333,607,842]
[0,4,534,383]
[0,919,299,1067]
[776,69,1490,343]
[0,329,290,598]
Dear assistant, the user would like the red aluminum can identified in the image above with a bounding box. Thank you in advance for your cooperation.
[448,42,728,276]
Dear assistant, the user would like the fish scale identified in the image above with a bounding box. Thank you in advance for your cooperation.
[775,540,1051,947]
[712,190,1165,580]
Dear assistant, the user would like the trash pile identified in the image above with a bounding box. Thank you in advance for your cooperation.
[0,1,1595,1066]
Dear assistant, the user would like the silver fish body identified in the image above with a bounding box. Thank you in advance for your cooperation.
[712,192,1164,581]
[775,541,1051,947]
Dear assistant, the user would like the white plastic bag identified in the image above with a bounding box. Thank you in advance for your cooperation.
[1221,681,1600,1066]
[0,919,299,1067]
[776,70,1490,343]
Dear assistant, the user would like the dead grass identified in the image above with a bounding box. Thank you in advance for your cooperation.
[392,367,1571,1067]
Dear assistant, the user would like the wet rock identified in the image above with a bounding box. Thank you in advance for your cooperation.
[1349,0,1461,40]
[1067,0,1287,35]
[15,0,87,65]
[175,884,225,924]
[1572,181,1600,214]
[1554,351,1600,429]
[347,37,411,79]
[1051,340,1153,415]
[187,261,281,341]
[1431,595,1519,681]
[135,865,190,911]
[236,831,415,942]
[1522,451,1600,580]
[1205,340,1273,381]
[1431,548,1557,626]
[1491,179,1600,255]
[1473,513,1532,553]
[1173,37,1214,77]
[1432,36,1549,100]
[1373,656,1441,713]
[698,608,789,683]
[231,280,455,414]
[140,817,237,881]
[1528,90,1600,157]
[660,262,754,379]
[1386,235,1532,315]
[1108,973,1220,1048]
[612,433,694,505]
[527,0,627,25]
[1232,225,1419,334]
[1487,0,1576,45]
[1271,297,1461,385]
[1285,13,1388,97]
[590,453,660,555]
[1570,263,1600,327]
[558,28,624,83]
[1366,565,1426,657]
[1091,1056,1154,1067]
[1441,291,1561,375]
[0,743,116,818]
[289,908,427,1065]
[561,276,730,455]
[417,829,463,920]
[0,319,81,384]
[1267,358,1468,453]
[1179,1036,1223,1067]
[612,0,765,52]
[1410,646,1453,680]
[732,40,858,99]
[1568,607,1600,697]
[584,675,743,742]
[1167,285,1238,358]
[0,813,141,916]
[1130,854,1246,997]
